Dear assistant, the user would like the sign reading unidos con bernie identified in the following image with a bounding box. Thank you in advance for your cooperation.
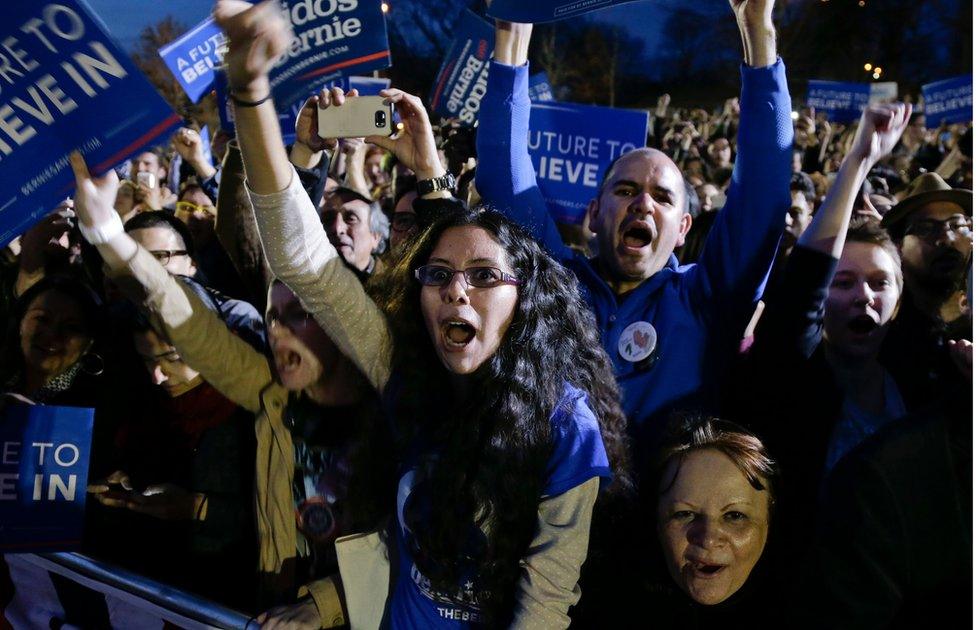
[0,404,94,551]
[158,17,227,103]
[488,0,644,23]
[267,0,391,113]
[429,10,494,125]
[806,80,870,123]
[528,101,648,224]
[922,75,973,128]
[0,0,180,247]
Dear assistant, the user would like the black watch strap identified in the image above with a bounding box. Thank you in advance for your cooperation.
[417,173,457,196]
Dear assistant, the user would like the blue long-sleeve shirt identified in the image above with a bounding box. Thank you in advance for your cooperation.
[476,59,793,458]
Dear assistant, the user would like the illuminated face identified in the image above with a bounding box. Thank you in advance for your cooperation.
[899,202,972,290]
[175,189,216,244]
[266,282,342,392]
[657,448,770,606]
[587,149,691,293]
[321,196,380,272]
[390,190,419,253]
[420,226,519,375]
[133,328,202,397]
[128,226,196,277]
[784,191,813,244]
[20,290,92,383]
[131,151,165,181]
[823,242,902,359]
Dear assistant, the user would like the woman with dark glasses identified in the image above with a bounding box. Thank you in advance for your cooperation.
[211,1,632,627]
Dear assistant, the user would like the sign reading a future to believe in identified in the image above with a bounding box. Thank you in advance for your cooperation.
[805,80,870,123]
[158,17,227,103]
[0,403,95,551]
[922,75,973,128]
[528,101,648,224]
[0,0,180,247]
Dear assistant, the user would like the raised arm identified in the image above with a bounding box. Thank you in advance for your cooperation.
[686,0,792,315]
[214,0,392,392]
[68,152,271,413]
[800,103,911,256]
[476,21,570,260]
[749,104,910,362]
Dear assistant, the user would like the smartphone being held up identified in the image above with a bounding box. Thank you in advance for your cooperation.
[317,95,395,139]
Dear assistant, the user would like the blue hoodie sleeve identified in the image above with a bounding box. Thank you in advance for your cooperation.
[685,59,793,316]
[476,60,573,262]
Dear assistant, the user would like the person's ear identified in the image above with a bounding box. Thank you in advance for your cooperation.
[675,213,693,248]
[586,197,600,230]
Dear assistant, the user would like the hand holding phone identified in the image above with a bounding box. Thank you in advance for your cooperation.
[316,92,394,140]
[362,88,445,181]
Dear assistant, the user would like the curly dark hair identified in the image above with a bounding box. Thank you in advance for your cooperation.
[370,207,632,623]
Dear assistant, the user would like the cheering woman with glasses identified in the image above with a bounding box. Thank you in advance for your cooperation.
[208,1,632,627]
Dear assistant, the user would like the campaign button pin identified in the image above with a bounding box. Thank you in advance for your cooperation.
[618,321,657,363]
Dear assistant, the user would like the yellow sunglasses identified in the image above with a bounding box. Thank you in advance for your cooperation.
[175,200,216,216]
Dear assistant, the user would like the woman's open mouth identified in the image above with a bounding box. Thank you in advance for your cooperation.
[441,319,476,350]
[689,561,727,579]
[847,314,879,336]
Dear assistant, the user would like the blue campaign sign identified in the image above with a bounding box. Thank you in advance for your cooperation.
[268,0,392,113]
[429,10,494,125]
[0,0,180,247]
[488,0,643,23]
[0,404,95,551]
[158,17,227,103]
[528,101,648,224]
[922,75,973,128]
[806,80,870,123]
[528,72,555,102]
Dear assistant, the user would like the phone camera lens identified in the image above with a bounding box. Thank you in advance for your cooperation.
[375,111,386,127]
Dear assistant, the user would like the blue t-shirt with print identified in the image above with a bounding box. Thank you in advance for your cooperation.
[388,383,611,628]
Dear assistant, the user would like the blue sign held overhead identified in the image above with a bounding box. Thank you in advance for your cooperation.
[922,75,973,128]
[806,80,870,123]
[158,17,227,103]
[429,10,494,125]
[268,0,392,113]
[529,72,555,102]
[528,101,648,224]
[488,0,644,23]
[0,404,95,551]
[0,0,180,247]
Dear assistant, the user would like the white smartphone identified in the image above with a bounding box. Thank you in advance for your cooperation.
[136,172,156,189]
[317,96,394,139]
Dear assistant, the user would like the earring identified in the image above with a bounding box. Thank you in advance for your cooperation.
[80,351,105,376]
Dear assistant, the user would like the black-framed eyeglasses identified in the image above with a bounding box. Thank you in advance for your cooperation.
[414,265,520,288]
[149,249,189,265]
[905,216,972,241]
[392,212,417,232]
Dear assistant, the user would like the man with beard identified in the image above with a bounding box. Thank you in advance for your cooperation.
[880,173,972,408]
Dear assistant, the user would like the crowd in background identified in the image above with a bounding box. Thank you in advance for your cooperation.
[0,0,971,628]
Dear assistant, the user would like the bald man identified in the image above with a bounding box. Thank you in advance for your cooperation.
[476,2,793,461]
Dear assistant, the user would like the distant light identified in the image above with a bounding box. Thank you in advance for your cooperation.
[872,72,881,80]
[864,63,873,71]
[791,111,800,121]
[381,2,389,12]
[858,0,865,6]
[874,67,882,75]
[396,122,404,131]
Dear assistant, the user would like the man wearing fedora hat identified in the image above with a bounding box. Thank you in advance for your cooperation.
[879,171,972,407]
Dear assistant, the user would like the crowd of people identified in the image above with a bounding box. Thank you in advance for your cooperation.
[0,0,971,628]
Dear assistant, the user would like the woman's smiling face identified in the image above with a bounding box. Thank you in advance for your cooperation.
[420,226,519,375]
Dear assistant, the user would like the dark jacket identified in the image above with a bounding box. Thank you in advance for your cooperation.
[794,391,972,628]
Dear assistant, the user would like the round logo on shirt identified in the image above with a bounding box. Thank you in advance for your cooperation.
[618,321,657,363]
[297,496,336,543]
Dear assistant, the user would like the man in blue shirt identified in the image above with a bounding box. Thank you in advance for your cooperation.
[476,1,792,464]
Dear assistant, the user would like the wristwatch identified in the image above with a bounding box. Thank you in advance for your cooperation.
[417,173,457,196]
